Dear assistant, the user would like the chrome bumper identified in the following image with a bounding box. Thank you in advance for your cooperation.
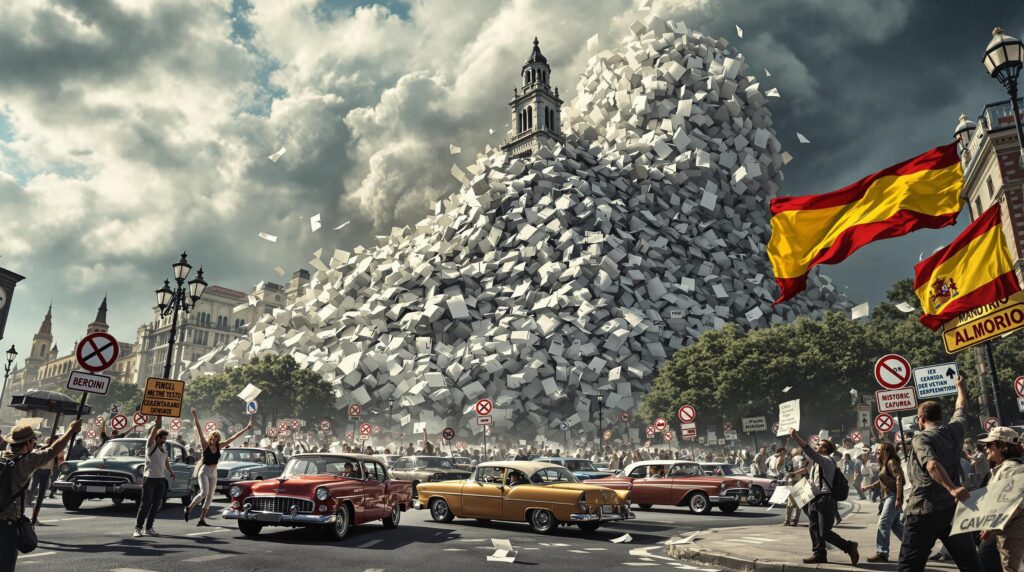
[710,489,749,503]
[52,480,142,495]
[569,509,636,522]
[222,508,336,525]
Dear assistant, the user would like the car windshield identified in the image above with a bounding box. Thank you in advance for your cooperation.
[717,464,743,476]
[222,449,268,464]
[282,455,361,478]
[703,464,742,476]
[564,460,597,472]
[530,467,580,484]
[415,458,455,469]
[96,440,147,458]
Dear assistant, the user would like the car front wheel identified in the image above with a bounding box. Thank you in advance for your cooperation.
[62,492,84,511]
[429,498,454,523]
[528,509,557,534]
[325,504,351,541]
[719,503,739,514]
[747,486,765,506]
[636,503,652,510]
[382,504,401,529]
[238,521,262,537]
[687,492,711,515]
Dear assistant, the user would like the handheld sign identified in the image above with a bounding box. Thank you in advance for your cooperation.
[76,332,120,373]
[677,405,696,423]
[913,362,959,399]
[876,388,918,413]
[777,399,800,436]
[951,475,1024,534]
[140,377,185,417]
[874,354,912,390]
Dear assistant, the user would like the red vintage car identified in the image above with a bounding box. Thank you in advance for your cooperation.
[223,453,413,540]
[583,460,748,514]
[700,462,780,506]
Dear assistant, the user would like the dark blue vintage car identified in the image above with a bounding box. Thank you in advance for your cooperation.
[533,457,614,480]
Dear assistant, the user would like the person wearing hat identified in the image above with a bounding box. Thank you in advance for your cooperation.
[978,427,1023,572]
[1,419,81,570]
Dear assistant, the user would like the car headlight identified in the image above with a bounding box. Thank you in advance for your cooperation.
[315,487,330,501]
[229,485,243,498]
[59,463,70,476]
[721,483,729,491]
[136,465,145,477]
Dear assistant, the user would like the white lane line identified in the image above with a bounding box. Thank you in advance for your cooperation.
[356,539,382,548]
[182,554,233,563]
[185,529,232,536]
[460,538,486,542]
[443,548,466,552]
[585,547,608,551]
[622,564,660,568]
[731,539,765,544]
[110,568,159,572]
[18,551,55,559]
[59,516,97,521]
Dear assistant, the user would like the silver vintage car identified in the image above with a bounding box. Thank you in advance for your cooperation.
[215,447,285,498]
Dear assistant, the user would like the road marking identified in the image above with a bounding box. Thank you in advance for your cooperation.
[18,552,55,559]
[182,554,233,563]
[623,564,659,568]
[443,548,466,552]
[356,539,382,548]
[185,529,232,536]
[110,569,159,572]
[59,516,97,521]
[585,547,608,551]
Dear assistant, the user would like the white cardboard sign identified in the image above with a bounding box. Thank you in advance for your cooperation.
[66,370,112,395]
[951,476,1024,535]
[777,399,800,436]
[768,486,791,505]
[876,388,918,413]
[913,362,959,399]
[789,478,815,508]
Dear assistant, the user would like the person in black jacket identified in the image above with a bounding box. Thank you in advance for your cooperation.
[790,428,859,565]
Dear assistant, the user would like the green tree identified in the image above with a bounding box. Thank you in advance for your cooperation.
[185,354,336,431]
[87,380,142,417]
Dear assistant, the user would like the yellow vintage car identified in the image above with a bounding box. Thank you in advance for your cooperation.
[415,461,635,533]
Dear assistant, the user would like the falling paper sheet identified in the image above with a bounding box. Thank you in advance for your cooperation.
[895,302,915,313]
[587,33,600,53]
[487,539,517,563]
[333,221,350,230]
[274,266,286,277]
[782,386,792,393]
[267,146,286,162]
[610,533,632,543]
[258,232,278,243]
[765,67,771,77]
[449,144,461,154]
[248,294,257,306]
[781,151,794,165]
[796,132,810,144]
[310,213,321,233]
[851,302,869,319]
[765,87,780,97]
[735,24,743,38]
[488,128,494,135]
[237,383,263,402]
[639,0,653,10]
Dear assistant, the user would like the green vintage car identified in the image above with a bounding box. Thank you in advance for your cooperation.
[53,438,199,510]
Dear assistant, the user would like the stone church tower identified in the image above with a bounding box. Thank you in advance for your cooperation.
[501,38,564,158]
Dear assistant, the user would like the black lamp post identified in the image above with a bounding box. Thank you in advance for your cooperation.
[387,397,394,437]
[155,252,207,380]
[1,345,16,409]
[984,27,1024,168]
[953,114,977,160]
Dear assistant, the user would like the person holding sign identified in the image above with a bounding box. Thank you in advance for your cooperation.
[133,419,174,537]
[977,427,1023,572]
[184,408,251,526]
[789,428,859,565]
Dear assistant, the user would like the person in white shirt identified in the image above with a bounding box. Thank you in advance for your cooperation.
[134,421,174,537]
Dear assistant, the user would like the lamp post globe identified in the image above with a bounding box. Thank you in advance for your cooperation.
[984,27,1024,167]
[953,113,977,157]
[4,344,15,366]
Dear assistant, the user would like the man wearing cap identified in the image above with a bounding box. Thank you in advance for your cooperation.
[790,428,859,565]
[1,419,82,570]
[978,426,1023,572]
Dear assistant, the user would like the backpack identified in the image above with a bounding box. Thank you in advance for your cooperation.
[818,458,850,501]
[0,454,28,511]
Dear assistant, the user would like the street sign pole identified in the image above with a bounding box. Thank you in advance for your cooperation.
[983,341,1003,423]
[483,424,487,460]
[896,411,908,459]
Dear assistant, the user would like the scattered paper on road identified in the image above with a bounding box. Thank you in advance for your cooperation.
[665,532,698,545]
[267,146,286,162]
[796,132,810,144]
[610,533,632,544]
[488,539,517,563]
[310,213,321,233]
[258,232,278,243]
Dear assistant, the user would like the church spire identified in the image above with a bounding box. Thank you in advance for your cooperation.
[38,303,52,335]
[86,295,110,335]
[502,36,564,158]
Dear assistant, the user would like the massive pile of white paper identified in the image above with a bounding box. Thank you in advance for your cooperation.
[190,16,846,439]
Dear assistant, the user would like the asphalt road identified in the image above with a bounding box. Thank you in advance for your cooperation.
[19,495,788,571]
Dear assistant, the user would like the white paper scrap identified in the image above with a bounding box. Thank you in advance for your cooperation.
[896,302,915,313]
[587,33,600,53]
[610,533,632,544]
[782,386,792,393]
[767,486,790,505]
[237,383,262,402]
[333,221,350,231]
[258,232,278,243]
[274,266,286,277]
[488,539,517,563]
[735,24,743,38]
[639,0,653,10]
[765,67,771,77]
[766,87,780,97]
[796,132,810,144]
[267,146,286,162]
[665,532,698,545]
[851,302,869,320]
[310,213,322,233]
[450,144,461,154]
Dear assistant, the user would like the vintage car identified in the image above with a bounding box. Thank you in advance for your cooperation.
[380,454,403,467]
[52,438,198,510]
[534,457,614,480]
[415,461,635,533]
[583,460,748,514]
[216,447,285,498]
[223,453,413,540]
[700,462,780,506]
[388,456,472,493]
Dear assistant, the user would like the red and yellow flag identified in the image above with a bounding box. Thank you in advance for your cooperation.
[914,205,1022,330]
[768,143,963,303]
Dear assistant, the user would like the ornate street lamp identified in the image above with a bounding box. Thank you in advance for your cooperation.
[387,396,394,437]
[953,113,977,159]
[984,27,1024,167]
[155,252,206,379]
[2,344,16,398]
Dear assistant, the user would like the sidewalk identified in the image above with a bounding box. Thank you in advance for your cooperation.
[666,500,961,571]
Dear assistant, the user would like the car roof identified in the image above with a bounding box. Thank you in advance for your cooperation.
[476,461,562,474]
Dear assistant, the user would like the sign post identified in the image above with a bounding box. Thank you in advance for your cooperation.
[475,399,493,458]
[71,332,120,421]
[875,353,913,457]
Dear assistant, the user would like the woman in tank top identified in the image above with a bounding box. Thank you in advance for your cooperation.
[185,407,251,526]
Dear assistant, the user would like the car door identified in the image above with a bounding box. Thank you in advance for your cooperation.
[629,464,670,505]
[669,462,704,502]
[168,444,192,496]
[263,451,283,479]
[463,466,505,518]
[360,461,386,522]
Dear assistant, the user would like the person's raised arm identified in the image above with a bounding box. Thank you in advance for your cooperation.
[191,407,208,449]
[147,419,161,447]
[222,418,253,447]
[954,375,967,411]
[52,420,83,453]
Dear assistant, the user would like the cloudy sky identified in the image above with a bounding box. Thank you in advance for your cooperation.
[0,0,1021,363]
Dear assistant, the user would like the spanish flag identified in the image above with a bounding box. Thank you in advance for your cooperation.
[914,205,1021,330]
[768,143,963,303]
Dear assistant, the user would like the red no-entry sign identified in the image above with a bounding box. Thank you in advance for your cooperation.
[654,418,668,432]
[849,431,862,443]
[874,413,894,433]
[874,354,912,390]
[76,332,120,373]
[677,405,696,423]
[359,423,372,436]
[348,404,361,417]
[1014,376,1024,398]
[133,412,148,426]
[205,421,217,432]
[983,417,999,432]
[319,419,333,432]
[475,399,493,416]
[169,419,182,431]
[110,414,128,431]
[645,425,656,437]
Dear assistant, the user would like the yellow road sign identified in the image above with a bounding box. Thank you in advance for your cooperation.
[942,291,1024,353]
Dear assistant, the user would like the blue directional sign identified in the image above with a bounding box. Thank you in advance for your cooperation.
[246,401,258,414]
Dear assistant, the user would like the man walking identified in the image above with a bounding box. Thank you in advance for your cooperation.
[752,447,768,477]
[897,375,982,572]
[2,419,82,570]
[134,419,174,537]
[790,428,859,565]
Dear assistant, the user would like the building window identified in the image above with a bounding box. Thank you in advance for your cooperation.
[527,106,533,130]
[986,176,995,199]
[975,197,984,218]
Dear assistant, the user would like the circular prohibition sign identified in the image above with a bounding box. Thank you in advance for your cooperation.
[76,332,120,373]
[874,413,894,433]
[475,399,493,416]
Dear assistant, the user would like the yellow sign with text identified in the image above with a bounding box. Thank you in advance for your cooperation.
[942,291,1024,353]
[140,377,185,417]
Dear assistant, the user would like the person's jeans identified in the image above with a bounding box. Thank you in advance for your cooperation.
[135,477,167,530]
[0,520,18,571]
[875,493,904,556]
[807,495,853,558]
[897,507,983,572]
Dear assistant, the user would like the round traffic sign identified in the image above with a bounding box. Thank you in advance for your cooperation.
[268,427,279,437]
[278,422,288,432]
[348,404,361,417]
[663,431,674,442]
[619,412,631,424]
[442,427,456,441]
[87,429,97,439]
[645,425,656,436]
[455,441,464,449]
[133,412,148,426]
[319,418,333,432]
[654,418,668,432]
[95,416,105,426]
[110,414,128,431]
[475,399,493,416]
[205,421,217,432]
[291,420,301,429]
[983,417,999,432]
[849,431,862,443]
[359,423,372,436]
[76,332,120,373]
[874,413,894,433]
[373,425,381,434]
[559,421,569,432]
[1015,376,1024,398]
[874,354,912,390]
[169,419,182,431]
[677,405,696,423]
[723,421,734,431]
[345,431,353,440]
